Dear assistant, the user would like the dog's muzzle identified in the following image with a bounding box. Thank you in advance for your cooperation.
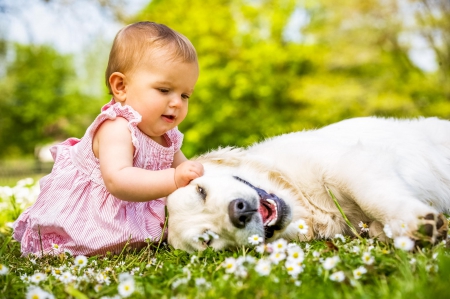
[232,176,290,239]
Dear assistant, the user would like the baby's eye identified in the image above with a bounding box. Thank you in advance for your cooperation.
[158,88,170,93]
[182,94,190,100]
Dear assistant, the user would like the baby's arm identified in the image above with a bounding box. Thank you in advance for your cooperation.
[94,117,195,202]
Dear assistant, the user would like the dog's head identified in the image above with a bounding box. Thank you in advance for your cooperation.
[166,175,292,252]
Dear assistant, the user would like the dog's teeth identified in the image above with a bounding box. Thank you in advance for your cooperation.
[267,218,277,226]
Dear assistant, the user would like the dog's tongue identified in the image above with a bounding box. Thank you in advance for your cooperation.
[259,200,275,224]
[259,204,270,222]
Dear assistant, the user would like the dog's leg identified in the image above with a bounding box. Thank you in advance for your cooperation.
[329,156,449,245]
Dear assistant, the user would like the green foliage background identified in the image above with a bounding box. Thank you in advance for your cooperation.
[0,0,449,159]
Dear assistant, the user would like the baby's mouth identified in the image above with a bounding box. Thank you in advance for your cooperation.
[162,115,175,121]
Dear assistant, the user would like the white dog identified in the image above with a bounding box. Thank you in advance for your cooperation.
[167,117,450,252]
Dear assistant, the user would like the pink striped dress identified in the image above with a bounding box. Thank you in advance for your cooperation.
[13,99,183,256]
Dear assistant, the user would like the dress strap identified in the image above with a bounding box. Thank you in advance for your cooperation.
[89,99,142,157]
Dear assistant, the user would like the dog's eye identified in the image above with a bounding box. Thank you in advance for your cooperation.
[197,185,206,200]
[203,239,212,247]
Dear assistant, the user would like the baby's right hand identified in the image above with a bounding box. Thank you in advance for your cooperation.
[174,161,204,188]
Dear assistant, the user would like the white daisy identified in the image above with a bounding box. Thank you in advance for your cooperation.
[358,221,370,233]
[271,238,288,253]
[59,271,75,284]
[383,224,393,238]
[172,278,188,289]
[329,271,345,282]
[293,219,309,235]
[20,274,30,283]
[322,256,340,270]
[248,234,263,245]
[74,255,88,268]
[255,243,271,254]
[0,264,8,275]
[269,251,287,264]
[362,252,374,265]
[195,277,211,288]
[30,272,47,284]
[190,255,198,264]
[26,286,54,299]
[287,245,305,262]
[394,236,415,251]
[234,267,248,279]
[285,260,304,278]
[51,243,60,250]
[96,272,108,284]
[85,268,95,276]
[117,278,135,298]
[51,266,64,278]
[426,264,439,273]
[351,246,361,253]
[353,266,367,279]
[255,259,271,276]
[334,234,346,243]
[223,257,237,274]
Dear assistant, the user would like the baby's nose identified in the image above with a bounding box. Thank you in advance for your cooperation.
[169,95,183,107]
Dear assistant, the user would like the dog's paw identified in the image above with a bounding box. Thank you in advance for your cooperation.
[413,213,448,246]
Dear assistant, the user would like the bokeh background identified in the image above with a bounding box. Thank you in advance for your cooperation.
[0,0,449,183]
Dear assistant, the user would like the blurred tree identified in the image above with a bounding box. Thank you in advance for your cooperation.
[0,44,96,158]
[136,0,450,157]
[1,0,449,160]
[137,0,314,156]
[411,0,450,91]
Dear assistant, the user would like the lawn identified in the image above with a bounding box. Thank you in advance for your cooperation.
[0,179,449,299]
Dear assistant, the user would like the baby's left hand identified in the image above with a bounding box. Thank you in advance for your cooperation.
[174,161,204,188]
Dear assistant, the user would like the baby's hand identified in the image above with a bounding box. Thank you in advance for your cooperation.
[174,161,204,188]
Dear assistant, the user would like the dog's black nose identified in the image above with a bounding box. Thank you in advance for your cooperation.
[228,198,257,228]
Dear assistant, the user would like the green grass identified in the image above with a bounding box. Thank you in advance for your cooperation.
[1,180,450,299]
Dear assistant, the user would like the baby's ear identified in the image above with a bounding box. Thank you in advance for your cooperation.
[109,72,127,103]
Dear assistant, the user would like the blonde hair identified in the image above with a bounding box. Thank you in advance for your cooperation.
[105,21,198,94]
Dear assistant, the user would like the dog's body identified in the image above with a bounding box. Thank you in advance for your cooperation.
[167,117,450,252]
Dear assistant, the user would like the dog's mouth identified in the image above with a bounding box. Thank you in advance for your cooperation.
[258,193,289,239]
[259,198,278,226]
[234,176,291,239]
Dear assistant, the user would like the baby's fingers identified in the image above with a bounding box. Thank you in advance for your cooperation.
[190,162,204,178]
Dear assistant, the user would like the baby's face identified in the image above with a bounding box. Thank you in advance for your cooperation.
[123,52,199,141]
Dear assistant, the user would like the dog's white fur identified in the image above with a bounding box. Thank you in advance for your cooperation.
[167,117,450,252]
